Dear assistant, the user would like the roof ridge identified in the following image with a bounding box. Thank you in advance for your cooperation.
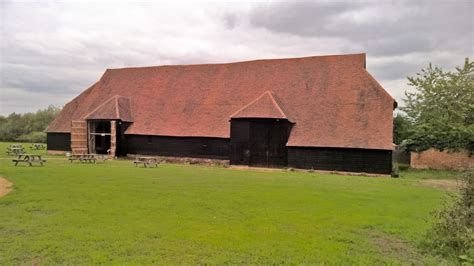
[229,90,291,120]
[266,91,288,118]
[229,91,273,118]
[82,95,117,120]
[106,53,366,71]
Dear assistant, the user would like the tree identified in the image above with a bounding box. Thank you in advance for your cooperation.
[401,59,474,152]
[393,113,411,145]
[0,105,61,142]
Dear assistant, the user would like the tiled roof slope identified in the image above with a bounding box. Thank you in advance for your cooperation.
[230,91,292,121]
[82,95,133,122]
[46,53,395,150]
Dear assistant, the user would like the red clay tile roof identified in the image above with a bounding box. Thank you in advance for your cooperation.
[230,91,292,121]
[82,95,133,122]
[46,53,395,150]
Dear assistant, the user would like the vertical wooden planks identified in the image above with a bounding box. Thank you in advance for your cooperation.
[70,120,88,154]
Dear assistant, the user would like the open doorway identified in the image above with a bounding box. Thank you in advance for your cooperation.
[95,134,111,154]
[88,120,112,154]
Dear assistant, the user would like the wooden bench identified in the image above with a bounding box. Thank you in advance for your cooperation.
[69,154,96,163]
[134,156,160,168]
[30,143,46,150]
[12,154,46,166]
[6,147,25,156]
[8,144,23,149]
[68,154,107,163]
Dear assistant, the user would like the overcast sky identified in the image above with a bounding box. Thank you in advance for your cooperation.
[0,0,472,115]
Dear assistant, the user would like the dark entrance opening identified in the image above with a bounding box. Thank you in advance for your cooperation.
[95,134,111,154]
[88,120,112,154]
[230,118,293,168]
[87,120,130,156]
[115,121,129,156]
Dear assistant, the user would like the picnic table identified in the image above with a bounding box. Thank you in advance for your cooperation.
[134,156,160,168]
[12,154,46,166]
[30,143,46,150]
[68,154,107,163]
[6,145,25,156]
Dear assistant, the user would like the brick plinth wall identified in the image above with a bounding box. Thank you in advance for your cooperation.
[47,150,69,155]
[411,149,473,170]
[126,155,229,167]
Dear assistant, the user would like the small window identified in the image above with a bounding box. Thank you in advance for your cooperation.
[147,136,153,144]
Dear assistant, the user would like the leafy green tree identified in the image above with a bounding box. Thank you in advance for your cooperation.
[0,105,61,142]
[401,59,474,152]
[393,113,411,145]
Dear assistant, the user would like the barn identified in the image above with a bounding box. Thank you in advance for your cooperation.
[46,53,396,174]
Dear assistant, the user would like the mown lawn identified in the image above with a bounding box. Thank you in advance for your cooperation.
[0,142,458,264]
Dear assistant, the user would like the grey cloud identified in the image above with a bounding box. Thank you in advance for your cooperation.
[249,1,473,57]
[363,36,436,57]
[0,1,473,115]
[369,61,423,81]
[2,66,95,94]
[250,2,364,37]
[223,13,239,30]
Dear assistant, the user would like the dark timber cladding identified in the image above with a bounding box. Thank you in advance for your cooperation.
[47,133,71,151]
[230,119,293,168]
[288,147,393,174]
[125,135,229,159]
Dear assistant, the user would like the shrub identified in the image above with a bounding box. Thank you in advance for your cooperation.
[398,163,410,171]
[424,167,474,262]
[17,131,46,143]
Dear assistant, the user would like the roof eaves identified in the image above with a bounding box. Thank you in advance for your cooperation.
[363,69,396,103]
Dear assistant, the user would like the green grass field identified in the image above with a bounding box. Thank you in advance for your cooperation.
[0,142,459,264]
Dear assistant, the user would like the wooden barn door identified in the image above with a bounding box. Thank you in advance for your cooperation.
[249,120,291,167]
[70,120,88,154]
[230,120,250,165]
[249,121,270,167]
[230,119,292,168]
